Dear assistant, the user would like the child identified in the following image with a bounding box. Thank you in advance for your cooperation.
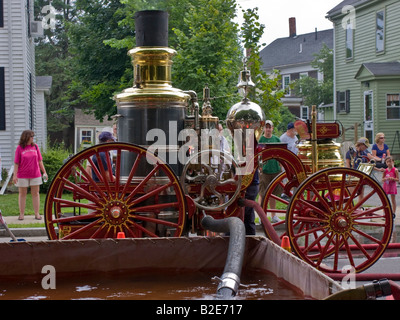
[382,156,399,215]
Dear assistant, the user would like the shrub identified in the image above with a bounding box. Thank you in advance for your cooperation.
[41,143,71,193]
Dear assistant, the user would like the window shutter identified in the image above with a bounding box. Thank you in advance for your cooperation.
[0,0,4,28]
[336,91,340,113]
[0,67,5,130]
[345,90,350,113]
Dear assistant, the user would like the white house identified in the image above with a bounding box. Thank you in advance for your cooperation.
[0,0,49,171]
[260,18,334,121]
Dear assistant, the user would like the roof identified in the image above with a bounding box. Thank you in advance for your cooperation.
[355,61,400,80]
[260,29,333,72]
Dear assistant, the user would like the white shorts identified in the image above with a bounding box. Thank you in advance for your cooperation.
[15,177,42,188]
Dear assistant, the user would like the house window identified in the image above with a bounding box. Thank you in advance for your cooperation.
[336,90,350,113]
[81,129,93,145]
[283,75,291,96]
[299,72,308,79]
[301,106,309,120]
[387,94,400,119]
[346,21,354,59]
[0,67,5,130]
[376,10,385,53]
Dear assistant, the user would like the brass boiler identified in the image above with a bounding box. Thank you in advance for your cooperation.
[114,11,190,176]
[297,139,343,174]
[297,106,344,174]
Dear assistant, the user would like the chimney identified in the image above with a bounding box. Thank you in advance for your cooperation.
[289,17,296,38]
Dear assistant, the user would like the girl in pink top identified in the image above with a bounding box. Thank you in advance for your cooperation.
[12,130,47,220]
[382,156,399,215]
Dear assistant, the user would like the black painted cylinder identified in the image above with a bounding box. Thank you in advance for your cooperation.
[134,10,169,47]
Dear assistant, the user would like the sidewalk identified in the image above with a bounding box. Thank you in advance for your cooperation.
[0,215,47,238]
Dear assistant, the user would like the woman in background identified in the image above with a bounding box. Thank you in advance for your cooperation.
[382,156,398,215]
[13,130,47,220]
[372,132,391,171]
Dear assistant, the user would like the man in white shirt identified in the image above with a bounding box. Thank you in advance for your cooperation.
[280,122,298,154]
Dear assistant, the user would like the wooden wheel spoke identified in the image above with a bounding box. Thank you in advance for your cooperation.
[125,163,162,202]
[52,197,98,210]
[52,212,99,224]
[130,202,180,213]
[315,231,335,266]
[293,224,326,240]
[348,232,372,259]
[126,220,158,238]
[295,198,330,219]
[352,227,384,245]
[130,214,179,228]
[128,181,173,207]
[120,151,143,197]
[62,177,106,203]
[62,218,103,240]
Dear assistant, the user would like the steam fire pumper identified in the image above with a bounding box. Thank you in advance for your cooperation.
[44,10,394,276]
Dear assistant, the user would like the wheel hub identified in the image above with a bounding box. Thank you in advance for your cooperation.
[103,201,129,225]
[330,211,352,233]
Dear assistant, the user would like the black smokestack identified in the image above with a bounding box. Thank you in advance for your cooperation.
[134,10,169,47]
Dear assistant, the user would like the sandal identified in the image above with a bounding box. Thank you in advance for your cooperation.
[35,216,42,220]
[18,216,24,220]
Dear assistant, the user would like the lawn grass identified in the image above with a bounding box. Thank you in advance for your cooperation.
[0,192,48,217]
[0,193,48,228]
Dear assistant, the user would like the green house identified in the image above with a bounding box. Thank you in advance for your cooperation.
[327,0,400,157]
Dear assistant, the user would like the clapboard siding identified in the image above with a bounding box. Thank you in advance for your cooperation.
[329,0,400,155]
[0,0,44,170]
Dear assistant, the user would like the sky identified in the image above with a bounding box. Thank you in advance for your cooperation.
[236,0,342,47]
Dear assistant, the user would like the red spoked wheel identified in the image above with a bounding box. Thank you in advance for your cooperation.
[45,142,186,240]
[261,172,297,240]
[287,167,393,274]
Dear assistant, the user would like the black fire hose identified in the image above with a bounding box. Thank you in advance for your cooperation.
[201,215,246,300]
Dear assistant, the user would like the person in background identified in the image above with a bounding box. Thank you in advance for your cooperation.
[258,120,282,223]
[280,122,298,154]
[244,170,259,235]
[382,156,399,215]
[86,131,116,182]
[372,133,391,171]
[12,130,47,220]
[345,137,374,203]
[345,137,374,169]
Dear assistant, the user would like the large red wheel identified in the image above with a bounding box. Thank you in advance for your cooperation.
[261,172,297,240]
[45,142,186,240]
[287,167,393,274]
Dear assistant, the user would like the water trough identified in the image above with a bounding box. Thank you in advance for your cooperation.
[0,236,343,300]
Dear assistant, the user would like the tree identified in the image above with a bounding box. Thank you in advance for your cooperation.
[34,0,77,141]
[66,0,132,120]
[240,8,284,125]
[172,0,243,120]
[291,43,333,107]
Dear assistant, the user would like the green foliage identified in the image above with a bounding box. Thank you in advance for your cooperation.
[240,8,284,124]
[172,0,243,120]
[34,0,81,134]
[1,167,8,183]
[40,143,71,193]
[291,43,334,107]
[66,0,132,120]
[35,0,282,131]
